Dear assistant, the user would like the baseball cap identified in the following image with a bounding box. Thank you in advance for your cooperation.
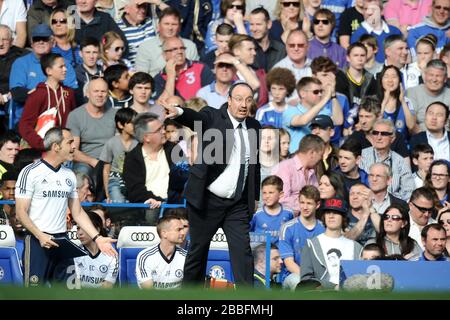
[310,115,334,129]
[320,197,348,215]
[32,24,53,39]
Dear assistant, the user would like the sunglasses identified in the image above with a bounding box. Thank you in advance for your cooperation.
[164,46,186,53]
[411,202,435,214]
[216,62,234,69]
[228,4,244,10]
[383,214,403,221]
[439,219,450,225]
[313,19,330,25]
[112,46,124,52]
[434,5,450,11]
[305,89,323,95]
[282,2,301,8]
[371,130,393,137]
[287,43,307,49]
[51,18,67,25]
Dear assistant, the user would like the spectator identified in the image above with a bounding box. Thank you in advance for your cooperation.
[419,223,448,260]
[407,0,450,58]
[405,34,438,89]
[95,0,126,21]
[410,102,450,162]
[154,36,215,101]
[385,0,432,37]
[258,127,280,190]
[66,77,117,176]
[437,209,450,257]
[411,143,435,188]
[351,0,402,63]
[425,160,450,207]
[382,35,409,86]
[335,138,369,192]
[253,243,283,288]
[135,214,187,289]
[197,52,259,109]
[50,7,82,69]
[367,162,409,215]
[75,37,102,106]
[129,72,164,119]
[360,243,383,260]
[100,108,138,203]
[135,7,199,77]
[250,175,294,241]
[282,77,333,154]
[360,119,414,201]
[0,0,27,48]
[90,204,114,238]
[117,0,158,67]
[408,187,437,249]
[338,0,365,49]
[104,64,132,109]
[73,210,118,288]
[19,53,77,150]
[200,22,234,70]
[255,67,296,129]
[269,0,304,44]
[75,172,93,202]
[279,128,291,161]
[0,24,27,133]
[0,170,17,225]
[273,134,325,215]
[310,115,340,177]
[318,170,348,201]
[300,197,363,289]
[204,0,250,54]
[279,185,325,290]
[345,183,379,245]
[249,7,287,71]
[100,31,133,71]
[308,9,347,69]
[0,131,19,179]
[379,65,416,143]
[360,34,383,75]
[406,60,450,132]
[122,113,185,224]
[367,203,422,260]
[441,43,450,87]
[74,0,128,55]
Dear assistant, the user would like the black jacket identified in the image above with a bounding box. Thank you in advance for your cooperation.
[176,104,261,212]
[0,46,28,93]
[410,131,450,155]
[123,142,185,203]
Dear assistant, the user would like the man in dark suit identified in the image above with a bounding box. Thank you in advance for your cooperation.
[163,82,261,287]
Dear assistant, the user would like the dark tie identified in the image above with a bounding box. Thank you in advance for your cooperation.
[234,123,246,200]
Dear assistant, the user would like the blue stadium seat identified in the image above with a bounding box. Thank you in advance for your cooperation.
[117,226,160,287]
[0,225,23,285]
[206,228,234,283]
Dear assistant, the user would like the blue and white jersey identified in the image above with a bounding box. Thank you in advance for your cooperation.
[250,205,294,242]
[15,159,78,234]
[382,98,415,143]
[255,102,287,129]
[136,244,186,289]
[74,251,118,288]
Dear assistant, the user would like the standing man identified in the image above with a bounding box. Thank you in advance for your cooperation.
[15,127,116,287]
[162,82,261,287]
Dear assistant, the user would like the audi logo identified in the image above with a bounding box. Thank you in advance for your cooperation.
[67,231,78,240]
[211,233,227,242]
[130,232,156,242]
[0,230,7,240]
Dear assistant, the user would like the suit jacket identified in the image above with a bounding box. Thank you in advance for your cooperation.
[410,131,450,155]
[177,104,261,212]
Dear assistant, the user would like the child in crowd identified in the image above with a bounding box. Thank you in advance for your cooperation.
[359,34,383,75]
[361,243,383,260]
[256,67,296,128]
[250,175,294,243]
[128,72,165,119]
[100,108,138,203]
[164,118,183,144]
[412,143,435,188]
[104,64,132,109]
[100,31,133,71]
[279,128,291,161]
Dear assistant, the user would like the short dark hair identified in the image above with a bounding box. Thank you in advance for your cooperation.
[40,53,64,76]
[250,6,270,21]
[261,175,284,192]
[80,37,100,50]
[296,76,322,92]
[157,215,182,237]
[411,143,434,159]
[359,96,381,116]
[298,134,325,154]
[383,34,406,52]
[104,64,129,91]
[253,243,278,264]
[228,81,254,97]
[85,210,108,237]
[421,223,446,239]
[129,71,154,91]
[115,108,137,132]
[0,131,20,149]
[216,23,234,36]
[299,185,320,202]
[311,56,338,74]
[409,186,435,203]
[359,34,378,49]
[158,7,182,22]
[425,101,449,121]
[347,42,367,56]
[340,138,362,158]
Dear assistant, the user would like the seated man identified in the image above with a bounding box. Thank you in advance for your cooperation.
[135,215,187,289]
[253,243,283,288]
[0,131,19,179]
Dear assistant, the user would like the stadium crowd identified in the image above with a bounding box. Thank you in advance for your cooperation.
[0,0,449,290]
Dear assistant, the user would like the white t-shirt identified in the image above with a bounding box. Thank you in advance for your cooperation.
[0,0,26,34]
[16,160,78,234]
[74,251,119,288]
[135,244,186,289]
[318,234,356,285]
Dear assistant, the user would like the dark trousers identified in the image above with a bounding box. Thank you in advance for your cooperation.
[183,192,253,287]
[23,233,73,287]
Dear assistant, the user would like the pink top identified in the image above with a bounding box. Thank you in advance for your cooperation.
[272,155,318,214]
[384,0,432,27]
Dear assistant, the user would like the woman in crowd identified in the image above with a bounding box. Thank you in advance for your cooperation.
[318,170,348,202]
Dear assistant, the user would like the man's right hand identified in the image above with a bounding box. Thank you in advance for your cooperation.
[145,198,162,209]
[39,233,59,250]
